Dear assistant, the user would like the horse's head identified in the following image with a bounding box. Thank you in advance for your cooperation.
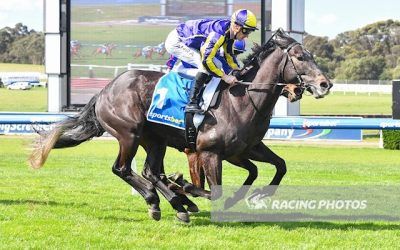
[273,30,332,98]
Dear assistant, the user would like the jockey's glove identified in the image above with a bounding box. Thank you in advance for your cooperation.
[231,69,242,80]
[222,74,238,85]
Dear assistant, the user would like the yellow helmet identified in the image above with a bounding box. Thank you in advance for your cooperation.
[231,9,258,30]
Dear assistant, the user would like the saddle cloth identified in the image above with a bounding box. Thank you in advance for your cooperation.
[146,71,220,130]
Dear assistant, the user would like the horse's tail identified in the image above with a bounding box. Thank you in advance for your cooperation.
[28,94,105,169]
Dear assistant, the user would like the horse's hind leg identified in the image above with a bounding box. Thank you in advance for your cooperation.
[197,151,222,199]
[159,162,199,213]
[112,136,161,221]
[186,151,205,188]
[141,138,190,223]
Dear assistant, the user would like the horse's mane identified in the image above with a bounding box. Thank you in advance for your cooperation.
[243,31,298,65]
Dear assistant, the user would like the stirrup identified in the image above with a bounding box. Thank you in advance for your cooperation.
[185,103,203,113]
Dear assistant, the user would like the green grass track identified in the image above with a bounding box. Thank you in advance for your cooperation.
[1,136,399,249]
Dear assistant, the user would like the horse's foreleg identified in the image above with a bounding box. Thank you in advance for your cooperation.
[227,157,258,185]
[223,157,258,209]
[246,142,287,197]
[248,142,286,185]
[111,137,161,221]
[141,140,189,223]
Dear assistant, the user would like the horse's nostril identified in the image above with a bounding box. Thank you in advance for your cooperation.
[320,81,329,89]
[294,87,303,95]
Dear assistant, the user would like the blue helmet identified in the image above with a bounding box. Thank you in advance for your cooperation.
[233,40,246,54]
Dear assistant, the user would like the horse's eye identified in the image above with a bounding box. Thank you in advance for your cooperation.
[297,55,304,61]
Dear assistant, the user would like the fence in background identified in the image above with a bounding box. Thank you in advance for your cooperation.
[331,80,392,95]
[70,64,167,79]
[70,64,393,95]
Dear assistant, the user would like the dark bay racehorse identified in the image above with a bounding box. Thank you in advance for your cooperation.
[29,30,331,223]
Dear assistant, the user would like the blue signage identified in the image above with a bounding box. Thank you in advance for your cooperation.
[270,117,400,130]
[0,123,54,134]
[265,128,362,141]
[0,114,399,140]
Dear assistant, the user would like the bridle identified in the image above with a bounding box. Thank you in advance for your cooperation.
[236,29,310,91]
[279,42,307,89]
[235,29,312,116]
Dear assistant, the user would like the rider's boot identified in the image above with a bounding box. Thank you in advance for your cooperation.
[185,72,211,113]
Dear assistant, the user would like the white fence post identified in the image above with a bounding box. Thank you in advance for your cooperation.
[379,130,384,149]
[368,79,371,96]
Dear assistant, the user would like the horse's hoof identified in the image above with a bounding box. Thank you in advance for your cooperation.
[187,205,199,214]
[176,212,190,223]
[148,208,161,221]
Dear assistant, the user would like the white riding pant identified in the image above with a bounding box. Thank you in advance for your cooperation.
[165,29,203,69]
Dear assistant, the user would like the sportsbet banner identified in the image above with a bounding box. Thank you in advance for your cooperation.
[264,116,362,141]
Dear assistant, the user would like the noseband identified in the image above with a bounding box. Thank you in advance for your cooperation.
[279,42,307,90]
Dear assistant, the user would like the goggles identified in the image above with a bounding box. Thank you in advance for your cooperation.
[241,27,255,35]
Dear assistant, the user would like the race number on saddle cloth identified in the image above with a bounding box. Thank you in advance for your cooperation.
[146,71,220,129]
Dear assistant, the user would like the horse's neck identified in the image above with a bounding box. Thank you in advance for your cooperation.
[247,49,284,117]
[216,49,283,131]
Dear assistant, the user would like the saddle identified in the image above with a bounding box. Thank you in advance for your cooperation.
[146,71,222,150]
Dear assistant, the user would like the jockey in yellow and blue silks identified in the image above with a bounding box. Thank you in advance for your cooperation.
[166,39,247,75]
[165,9,258,113]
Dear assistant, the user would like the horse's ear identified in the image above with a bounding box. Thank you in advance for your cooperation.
[252,42,260,52]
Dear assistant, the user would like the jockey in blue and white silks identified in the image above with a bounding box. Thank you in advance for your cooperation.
[165,9,258,113]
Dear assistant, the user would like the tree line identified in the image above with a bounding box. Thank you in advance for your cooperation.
[304,19,400,80]
[0,23,44,65]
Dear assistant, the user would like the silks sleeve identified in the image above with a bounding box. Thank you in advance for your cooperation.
[200,32,226,77]
[223,43,240,71]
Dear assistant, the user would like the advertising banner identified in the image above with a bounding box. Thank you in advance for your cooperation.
[265,128,362,141]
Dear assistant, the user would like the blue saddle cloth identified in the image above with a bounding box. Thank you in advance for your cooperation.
[147,71,194,130]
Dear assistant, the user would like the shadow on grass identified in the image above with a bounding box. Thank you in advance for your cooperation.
[99,215,147,223]
[0,199,88,207]
[189,211,400,231]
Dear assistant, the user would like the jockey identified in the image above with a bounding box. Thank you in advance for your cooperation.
[165,39,247,74]
[100,44,107,54]
[165,9,258,113]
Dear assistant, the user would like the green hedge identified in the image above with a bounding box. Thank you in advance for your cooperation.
[383,130,400,150]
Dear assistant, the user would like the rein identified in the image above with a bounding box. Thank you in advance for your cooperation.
[236,81,287,86]
[237,43,307,88]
